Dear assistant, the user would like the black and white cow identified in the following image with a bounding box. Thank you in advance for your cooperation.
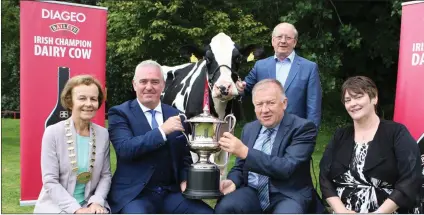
[160,32,264,178]
[161,32,264,120]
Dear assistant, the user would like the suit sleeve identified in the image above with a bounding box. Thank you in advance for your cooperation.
[319,130,339,199]
[388,125,421,208]
[243,62,259,96]
[227,125,248,188]
[40,126,81,214]
[108,106,166,160]
[88,131,112,208]
[244,121,317,180]
[306,63,322,128]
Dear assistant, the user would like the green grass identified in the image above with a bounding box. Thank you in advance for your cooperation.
[1,119,331,213]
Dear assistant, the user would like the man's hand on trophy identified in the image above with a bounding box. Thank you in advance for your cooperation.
[220,180,236,195]
[180,180,187,192]
[219,132,249,159]
[160,116,185,135]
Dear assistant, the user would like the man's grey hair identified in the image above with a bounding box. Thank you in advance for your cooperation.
[133,59,164,81]
[271,22,298,40]
[252,79,286,101]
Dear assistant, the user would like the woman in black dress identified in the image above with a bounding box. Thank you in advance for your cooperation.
[319,76,421,213]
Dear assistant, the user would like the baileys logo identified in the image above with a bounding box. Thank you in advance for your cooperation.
[50,23,79,34]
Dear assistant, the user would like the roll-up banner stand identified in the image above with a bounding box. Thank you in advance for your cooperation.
[20,0,107,205]
[393,1,424,141]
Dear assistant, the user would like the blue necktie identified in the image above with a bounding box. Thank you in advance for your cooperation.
[257,128,274,211]
[148,110,159,129]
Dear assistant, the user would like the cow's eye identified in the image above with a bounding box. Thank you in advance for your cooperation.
[205,50,214,64]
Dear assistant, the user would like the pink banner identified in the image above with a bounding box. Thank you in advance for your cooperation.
[393,1,424,140]
[20,0,107,204]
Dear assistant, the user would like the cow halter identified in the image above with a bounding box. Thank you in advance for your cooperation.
[207,63,240,85]
[204,62,240,101]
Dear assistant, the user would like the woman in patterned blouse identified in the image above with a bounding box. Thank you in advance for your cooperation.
[319,76,421,213]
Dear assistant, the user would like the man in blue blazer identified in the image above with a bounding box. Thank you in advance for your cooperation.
[237,22,322,128]
[215,79,318,213]
[107,60,213,214]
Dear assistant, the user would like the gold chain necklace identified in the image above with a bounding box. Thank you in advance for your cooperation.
[65,119,96,184]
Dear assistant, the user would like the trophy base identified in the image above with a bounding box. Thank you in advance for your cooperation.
[182,165,222,199]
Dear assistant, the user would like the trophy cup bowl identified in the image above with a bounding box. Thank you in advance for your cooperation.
[179,111,236,199]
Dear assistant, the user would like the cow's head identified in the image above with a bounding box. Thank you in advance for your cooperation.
[179,33,264,101]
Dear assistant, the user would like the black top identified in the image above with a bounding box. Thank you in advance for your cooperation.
[319,120,421,212]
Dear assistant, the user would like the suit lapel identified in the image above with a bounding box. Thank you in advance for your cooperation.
[130,99,151,132]
[243,121,261,183]
[271,114,292,155]
[267,57,277,79]
[68,120,77,195]
[161,104,179,181]
[247,121,262,149]
[161,103,172,122]
[284,54,301,91]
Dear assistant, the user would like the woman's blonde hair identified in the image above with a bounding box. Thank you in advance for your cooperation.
[60,75,105,110]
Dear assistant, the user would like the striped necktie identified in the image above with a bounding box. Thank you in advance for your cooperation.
[147,109,159,129]
[257,128,274,210]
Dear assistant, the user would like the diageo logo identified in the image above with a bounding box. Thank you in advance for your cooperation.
[50,23,79,35]
[42,9,86,23]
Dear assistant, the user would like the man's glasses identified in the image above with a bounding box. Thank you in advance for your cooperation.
[274,35,295,42]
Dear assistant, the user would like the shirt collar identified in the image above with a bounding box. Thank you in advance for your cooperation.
[260,120,281,134]
[136,98,162,114]
[274,50,295,63]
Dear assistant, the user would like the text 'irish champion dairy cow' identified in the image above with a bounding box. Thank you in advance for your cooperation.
[161,33,264,178]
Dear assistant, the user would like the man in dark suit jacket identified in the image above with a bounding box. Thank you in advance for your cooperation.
[237,22,322,128]
[107,60,213,214]
[215,79,318,213]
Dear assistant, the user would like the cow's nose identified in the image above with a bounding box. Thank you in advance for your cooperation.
[218,85,229,96]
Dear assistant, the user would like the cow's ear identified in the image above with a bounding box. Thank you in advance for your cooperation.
[239,45,266,62]
[179,45,204,62]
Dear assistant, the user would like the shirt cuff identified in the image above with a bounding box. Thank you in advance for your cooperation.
[158,127,167,141]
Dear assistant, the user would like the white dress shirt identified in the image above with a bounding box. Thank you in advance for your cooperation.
[136,99,167,141]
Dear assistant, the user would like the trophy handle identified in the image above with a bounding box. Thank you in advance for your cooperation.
[215,150,230,167]
[178,113,190,142]
[215,114,237,167]
[224,114,237,133]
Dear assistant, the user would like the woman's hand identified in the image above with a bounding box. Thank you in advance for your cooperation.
[88,203,107,214]
[75,207,92,214]
[343,209,357,213]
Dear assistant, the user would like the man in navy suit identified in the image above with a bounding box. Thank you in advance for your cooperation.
[237,22,322,128]
[107,60,213,214]
[215,79,318,213]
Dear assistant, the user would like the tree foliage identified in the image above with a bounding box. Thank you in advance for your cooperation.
[99,0,269,107]
[1,0,404,122]
[1,0,20,110]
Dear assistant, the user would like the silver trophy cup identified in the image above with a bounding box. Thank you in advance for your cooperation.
[179,110,236,199]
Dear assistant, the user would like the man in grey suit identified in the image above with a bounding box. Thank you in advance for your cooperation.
[215,79,318,213]
[236,22,322,128]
